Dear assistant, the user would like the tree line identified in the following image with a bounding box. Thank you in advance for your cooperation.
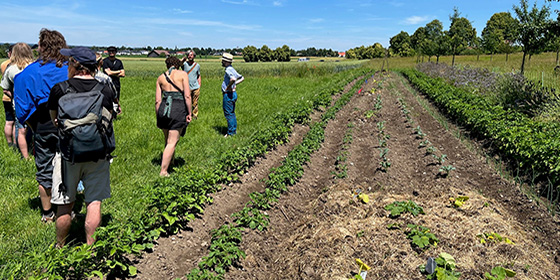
[385,0,560,74]
[241,45,338,62]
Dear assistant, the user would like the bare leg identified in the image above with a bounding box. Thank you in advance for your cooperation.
[38,184,52,212]
[55,203,74,247]
[17,127,29,159]
[4,120,14,144]
[160,129,180,176]
[85,201,101,245]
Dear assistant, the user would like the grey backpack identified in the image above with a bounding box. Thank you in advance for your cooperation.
[57,81,114,163]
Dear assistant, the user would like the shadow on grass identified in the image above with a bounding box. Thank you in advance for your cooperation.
[151,153,186,173]
[212,125,228,136]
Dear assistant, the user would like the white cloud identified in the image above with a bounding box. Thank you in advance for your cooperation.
[222,0,250,5]
[273,1,282,7]
[390,1,404,7]
[173,8,193,14]
[402,16,430,25]
[308,18,324,23]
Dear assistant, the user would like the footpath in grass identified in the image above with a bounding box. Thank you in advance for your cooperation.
[0,60,366,278]
[222,72,560,280]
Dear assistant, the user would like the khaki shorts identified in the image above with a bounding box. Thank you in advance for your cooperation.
[51,158,111,205]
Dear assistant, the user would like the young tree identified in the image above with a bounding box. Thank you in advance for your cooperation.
[258,45,273,62]
[422,20,446,62]
[448,7,477,66]
[411,27,427,62]
[513,0,552,74]
[390,31,415,57]
[482,12,519,61]
[243,45,259,62]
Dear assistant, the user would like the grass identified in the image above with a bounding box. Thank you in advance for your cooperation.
[0,58,363,275]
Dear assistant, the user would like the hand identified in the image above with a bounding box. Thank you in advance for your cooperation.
[186,114,192,123]
[117,104,123,115]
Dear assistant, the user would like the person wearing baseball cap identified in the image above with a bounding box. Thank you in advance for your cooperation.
[221,52,244,137]
[47,46,118,247]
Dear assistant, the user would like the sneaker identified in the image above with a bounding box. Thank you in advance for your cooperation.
[41,211,55,223]
[224,134,229,138]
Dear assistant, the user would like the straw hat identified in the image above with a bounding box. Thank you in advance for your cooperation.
[222,52,233,63]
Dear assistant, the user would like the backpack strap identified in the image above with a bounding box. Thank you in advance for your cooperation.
[164,72,184,94]
[58,80,73,93]
[186,62,197,75]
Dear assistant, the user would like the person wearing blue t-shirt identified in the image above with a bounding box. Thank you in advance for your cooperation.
[13,28,69,223]
[220,53,244,137]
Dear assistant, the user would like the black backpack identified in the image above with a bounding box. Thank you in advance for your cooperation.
[57,81,115,163]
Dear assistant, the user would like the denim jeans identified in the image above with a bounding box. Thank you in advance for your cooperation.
[222,91,237,135]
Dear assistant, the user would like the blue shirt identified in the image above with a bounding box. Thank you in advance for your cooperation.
[14,60,68,123]
[222,65,242,93]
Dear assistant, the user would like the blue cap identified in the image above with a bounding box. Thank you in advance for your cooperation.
[60,46,96,65]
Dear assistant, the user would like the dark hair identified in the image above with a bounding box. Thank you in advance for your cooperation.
[165,56,182,69]
[69,57,96,76]
[38,28,68,67]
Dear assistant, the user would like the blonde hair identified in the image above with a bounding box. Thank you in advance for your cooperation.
[10,43,34,70]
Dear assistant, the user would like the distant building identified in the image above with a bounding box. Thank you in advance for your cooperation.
[297,57,309,62]
[338,52,346,58]
[147,50,170,58]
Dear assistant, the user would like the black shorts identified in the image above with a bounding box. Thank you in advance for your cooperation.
[34,132,58,188]
[3,101,15,122]
[156,100,188,136]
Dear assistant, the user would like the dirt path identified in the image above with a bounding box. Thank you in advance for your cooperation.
[224,72,560,280]
[133,72,560,280]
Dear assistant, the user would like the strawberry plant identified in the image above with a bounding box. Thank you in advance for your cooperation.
[406,224,439,250]
[384,200,425,218]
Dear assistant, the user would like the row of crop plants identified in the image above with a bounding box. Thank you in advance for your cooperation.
[185,73,374,279]
[9,69,371,279]
[399,69,560,201]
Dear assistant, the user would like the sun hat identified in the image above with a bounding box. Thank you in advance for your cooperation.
[60,46,97,65]
[222,52,233,63]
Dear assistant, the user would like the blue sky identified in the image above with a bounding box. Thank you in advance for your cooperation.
[1,0,559,51]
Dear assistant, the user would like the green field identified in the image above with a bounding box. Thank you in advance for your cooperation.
[0,58,364,278]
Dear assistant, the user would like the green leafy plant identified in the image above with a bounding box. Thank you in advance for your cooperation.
[432,154,447,165]
[384,200,425,218]
[439,165,455,177]
[422,252,461,280]
[484,266,516,280]
[426,146,437,155]
[365,110,375,119]
[419,140,431,148]
[406,224,439,250]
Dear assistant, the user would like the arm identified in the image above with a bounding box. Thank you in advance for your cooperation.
[183,73,192,123]
[197,70,201,87]
[155,76,163,113]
